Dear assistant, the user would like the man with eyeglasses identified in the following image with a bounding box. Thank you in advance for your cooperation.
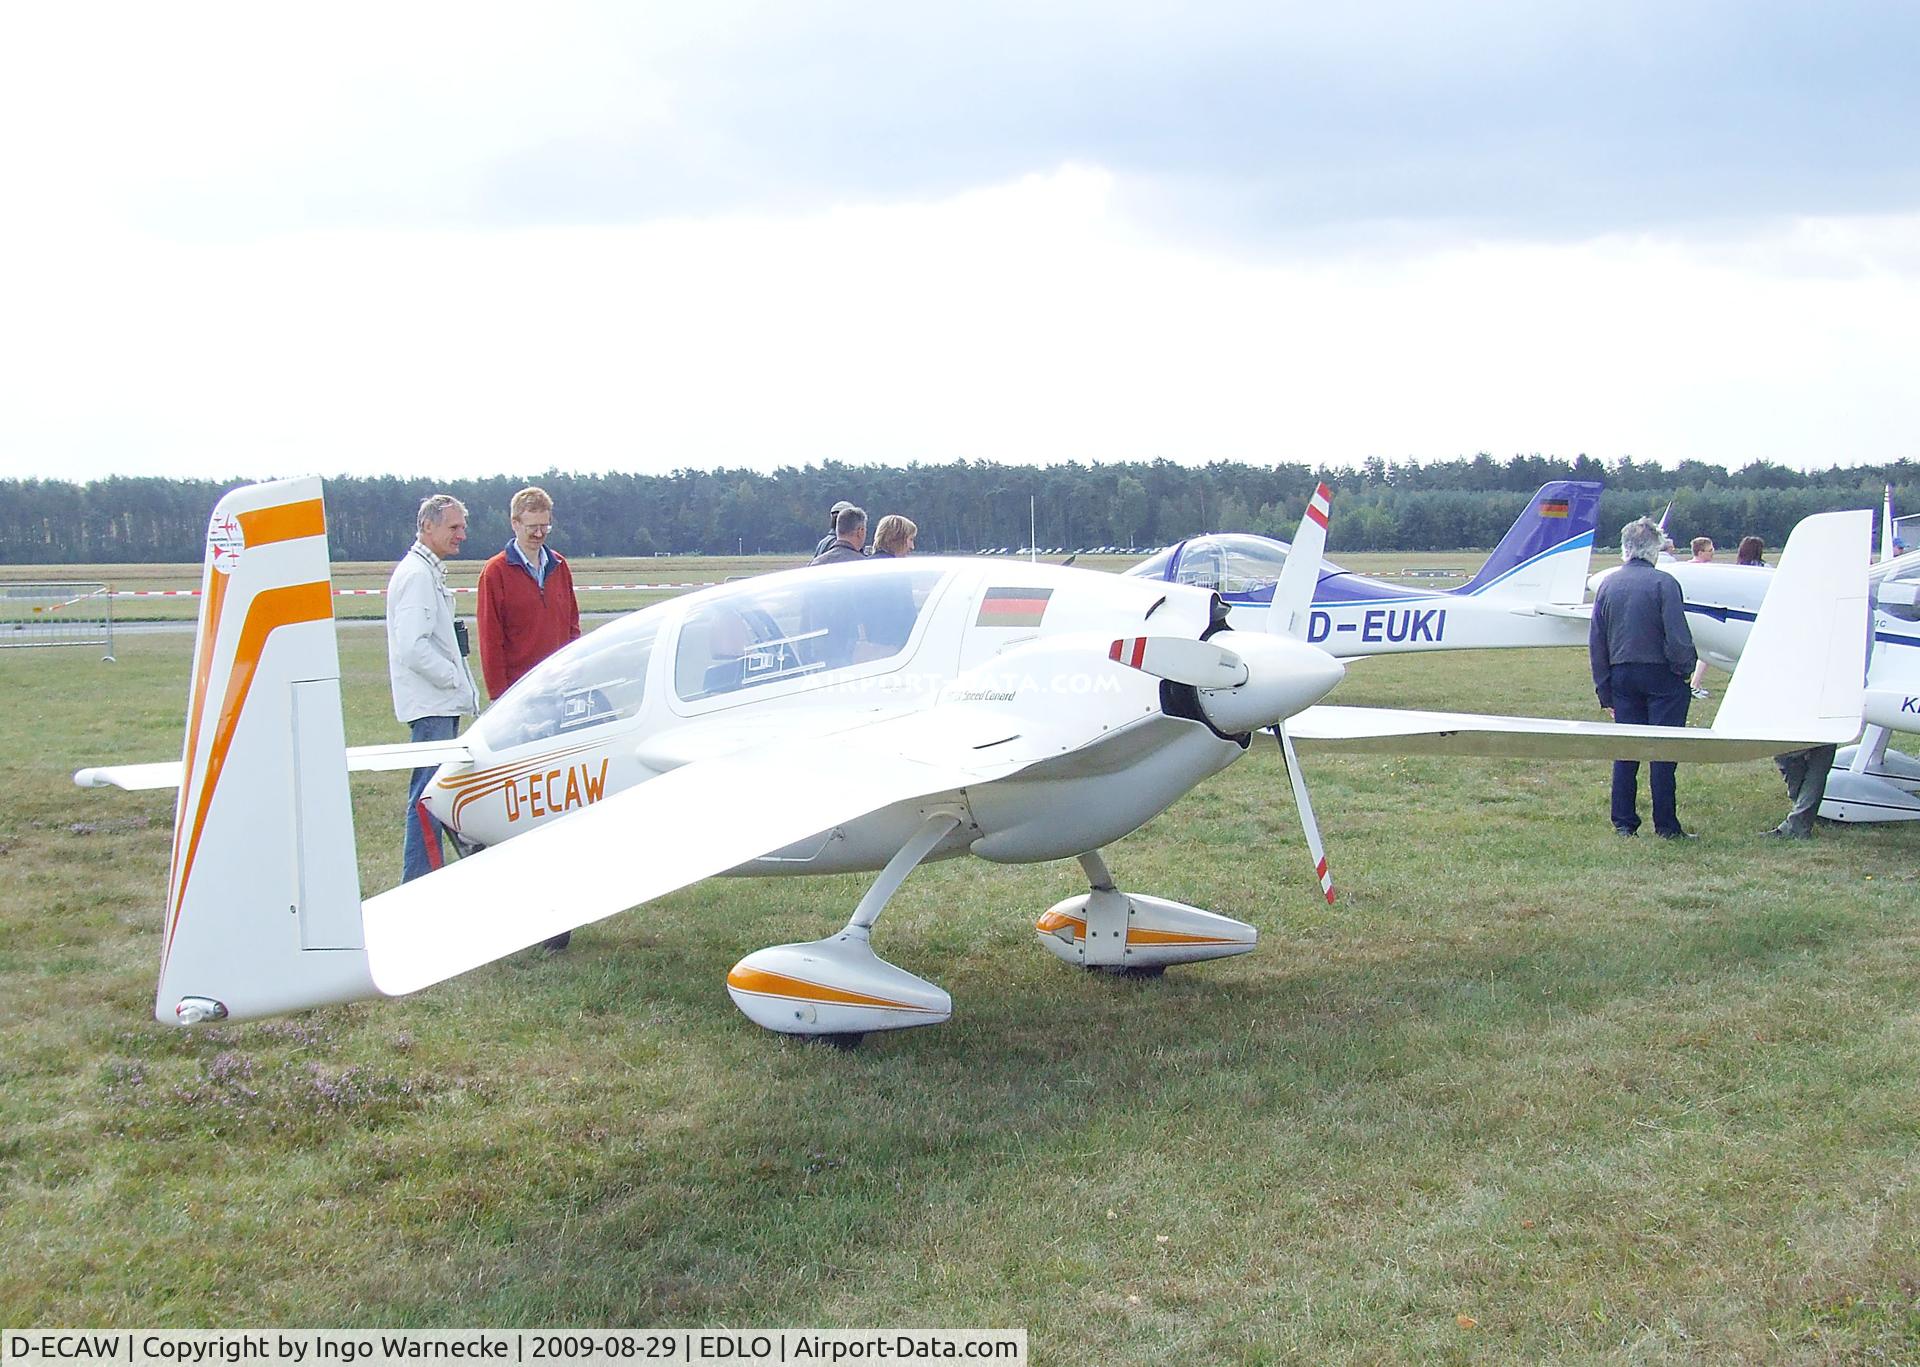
[477,486,583,948]
[477,485,582,701]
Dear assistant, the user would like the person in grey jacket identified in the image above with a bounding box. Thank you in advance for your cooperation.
[1589,516,1699,838]
[809,506,868,565]
[387,493,481,881]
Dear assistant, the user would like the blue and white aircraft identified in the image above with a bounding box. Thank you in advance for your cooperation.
[1125,481,1604,655]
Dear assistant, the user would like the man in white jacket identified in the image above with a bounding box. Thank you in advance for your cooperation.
[387,493,481,881]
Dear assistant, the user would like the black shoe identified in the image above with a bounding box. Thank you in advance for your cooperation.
[1762,824,1810,840]
[541,931,572,952]
[1613,825,1638,838]
[1656,830,1698,840]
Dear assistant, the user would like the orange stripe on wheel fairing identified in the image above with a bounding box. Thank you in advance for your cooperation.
[237,498,326,548]
[726,965,941,1013]
[1030,912,1239,947]
[164,580,334,966]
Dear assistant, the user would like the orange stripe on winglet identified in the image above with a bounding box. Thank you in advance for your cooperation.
[164,580,334,965]
[165,569,229,934]
[725,965,941,1013]
[237,499,326,548]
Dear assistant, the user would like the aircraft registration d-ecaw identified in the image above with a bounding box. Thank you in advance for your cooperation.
[78,479,1870,1048]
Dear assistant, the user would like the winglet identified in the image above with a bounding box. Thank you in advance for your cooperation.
[1713,509,1870,744]
[153,477,378,1024]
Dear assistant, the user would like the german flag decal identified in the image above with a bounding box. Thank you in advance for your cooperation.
[976,586,1053,628]
[1539,499,1571,518]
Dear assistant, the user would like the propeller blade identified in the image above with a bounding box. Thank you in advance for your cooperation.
[1107,635,1248,688]
[1269,482,1332,639]
[1275,723,1334,904]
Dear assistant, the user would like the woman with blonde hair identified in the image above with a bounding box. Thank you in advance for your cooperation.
[872,515,918,557]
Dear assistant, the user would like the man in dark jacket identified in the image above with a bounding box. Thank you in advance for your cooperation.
[809,506,868,565]
[1590,516,1699,838]
[814,500,856,557]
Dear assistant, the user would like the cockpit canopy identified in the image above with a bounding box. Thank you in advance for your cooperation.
[474,609,660,751]
[472,564,950,750]
[672,565,944,702]
[1126,533,1296,600]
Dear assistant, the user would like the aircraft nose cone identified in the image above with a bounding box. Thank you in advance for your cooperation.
[1193,633,1345,734]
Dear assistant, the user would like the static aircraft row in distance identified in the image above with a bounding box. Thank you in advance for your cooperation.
[1617,484,1920,823]
[78,479,1868,1047]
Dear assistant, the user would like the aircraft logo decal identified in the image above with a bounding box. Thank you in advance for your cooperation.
[207,514,245,575]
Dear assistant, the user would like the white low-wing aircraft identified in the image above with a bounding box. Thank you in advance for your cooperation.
[1622,486,1920,821]
[1124,481,1602,653]
[77,479,1869,1045]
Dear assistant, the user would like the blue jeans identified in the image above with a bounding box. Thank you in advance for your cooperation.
[402,715,460,882]
[1607,663,1691,834]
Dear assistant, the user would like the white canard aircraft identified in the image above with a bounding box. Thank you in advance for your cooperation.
[1627,486,1920,822]
[77,479,1869,1045]
[1124,481,1602,653]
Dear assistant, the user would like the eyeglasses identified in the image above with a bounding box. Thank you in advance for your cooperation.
[515,520,554,533]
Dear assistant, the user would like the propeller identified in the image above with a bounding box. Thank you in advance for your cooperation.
[1273,723,1334,904]
[1268,481,1336,901]
[1268,482,1331,640]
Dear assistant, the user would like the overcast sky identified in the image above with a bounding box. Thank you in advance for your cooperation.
[3,0,1917,481]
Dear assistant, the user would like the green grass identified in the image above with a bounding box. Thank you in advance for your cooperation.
[2,625,1917,1362]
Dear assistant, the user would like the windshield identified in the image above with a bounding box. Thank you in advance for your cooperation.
[473,612,659,750]
[674,565,946,702]
[1126,546,1177,581]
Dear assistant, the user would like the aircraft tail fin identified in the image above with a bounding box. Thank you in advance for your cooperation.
[155,477,377,1025]
[1456,481,1603,603]
[1713,509,1869,744]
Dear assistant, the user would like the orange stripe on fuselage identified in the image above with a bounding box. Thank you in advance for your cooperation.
[725,965,942,1013]
[237,498,326,548]
[163,580,333,964]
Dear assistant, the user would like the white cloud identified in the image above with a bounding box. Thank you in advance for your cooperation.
[4,165,1915,478]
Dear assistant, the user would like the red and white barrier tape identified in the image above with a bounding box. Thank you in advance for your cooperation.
[111,582,718,598]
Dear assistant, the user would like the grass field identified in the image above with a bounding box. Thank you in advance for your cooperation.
[2,604,1917,1361]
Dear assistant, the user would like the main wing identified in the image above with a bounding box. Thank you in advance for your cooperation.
[362,700,1113,996]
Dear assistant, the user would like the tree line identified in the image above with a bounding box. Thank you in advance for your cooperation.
[2,456,1913,564]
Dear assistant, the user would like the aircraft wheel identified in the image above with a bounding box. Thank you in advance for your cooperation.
[1117,964,1167,980]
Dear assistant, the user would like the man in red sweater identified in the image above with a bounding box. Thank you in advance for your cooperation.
[476,485,583,950]
[477,486,581,700]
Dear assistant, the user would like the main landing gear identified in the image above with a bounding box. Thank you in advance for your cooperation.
[1033,850,1259,975]
[724,834,1260,1048]
[725,813,962,1047]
